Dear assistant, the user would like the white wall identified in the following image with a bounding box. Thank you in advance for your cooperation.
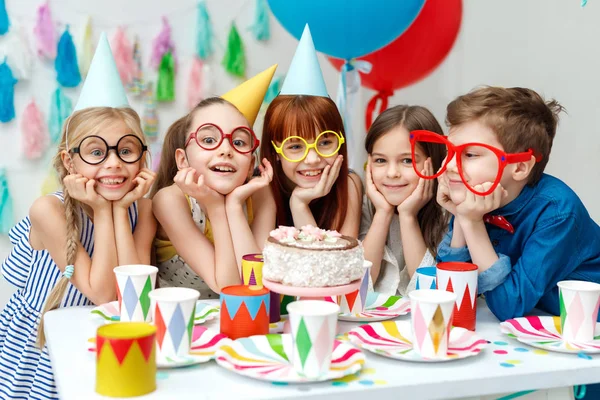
[1,0,599,307]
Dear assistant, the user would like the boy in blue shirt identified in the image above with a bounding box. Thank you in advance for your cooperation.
[415,86,600,321]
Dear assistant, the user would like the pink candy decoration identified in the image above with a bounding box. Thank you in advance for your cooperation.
[187,57,204,110]
[111,27,135,86]
[150,17,177,70]
[33,1,56,60]
[21,99,49,160]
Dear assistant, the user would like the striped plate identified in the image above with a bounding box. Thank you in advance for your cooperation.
[500,316,600,354]
[349,320,487,362]
[337,293,410,322]
[90,300,220,325]
[215,334,365,382]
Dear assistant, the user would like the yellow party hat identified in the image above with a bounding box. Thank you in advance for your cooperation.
[221,64,277,126]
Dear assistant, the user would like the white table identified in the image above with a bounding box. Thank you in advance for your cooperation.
[44,300,598,400]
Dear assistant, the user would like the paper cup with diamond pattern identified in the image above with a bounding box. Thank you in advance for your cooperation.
[436,262,478,331]
[338,261,372,314]
[557,280,600,342]
[409,289,456,359]
[114,265,158,322]
[96,323,156,397]
[287,300,340,379]
[416,266,437,290]
[149,288,200,362]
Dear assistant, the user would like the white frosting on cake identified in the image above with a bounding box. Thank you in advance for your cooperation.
[263,225,365,287]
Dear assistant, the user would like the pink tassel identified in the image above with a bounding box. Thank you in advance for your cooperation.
[111,27,135,86]
[150,17,177,70]
[33,1,56,60]
[21,99,49,160]
[187,57,204,110]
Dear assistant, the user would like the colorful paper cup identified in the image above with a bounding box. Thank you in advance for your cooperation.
[557,280,600,342]
[148,287,199,361]
[241,253,280,323]
[114,265,158,322]
[338,260,372,315]
[287,300,340,379]
[416,266,437,290]
[220,285,270,340]
[242,254,264,288]
[436,262,478,331]
[96,323,156,397]
[409,289,456,359]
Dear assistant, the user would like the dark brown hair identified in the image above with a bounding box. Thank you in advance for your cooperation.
[150,97,229,198]
[446,86,565,184]
[260,95,351,231]
[365,105,448,256]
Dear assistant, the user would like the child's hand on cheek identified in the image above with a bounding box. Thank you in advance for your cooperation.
[174,167,224,210]
[456,182,508,223]
[365,159,393,214]
[398,158,434,218]
[63,174,110,211]
[436,174,457,215]
[291,154,343,205]
[226,158,274,206]
[114,168,156,209]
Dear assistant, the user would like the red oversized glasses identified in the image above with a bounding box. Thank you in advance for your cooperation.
[186,123,260,154]
[409,130,542,196]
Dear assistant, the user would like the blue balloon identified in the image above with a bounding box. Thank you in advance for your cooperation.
[267,0,425,60]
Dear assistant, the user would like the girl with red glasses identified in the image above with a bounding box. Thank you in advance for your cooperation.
[360,106,448,295]
[151,66,277,298]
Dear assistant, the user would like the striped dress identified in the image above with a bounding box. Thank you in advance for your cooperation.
[0,192,138,399]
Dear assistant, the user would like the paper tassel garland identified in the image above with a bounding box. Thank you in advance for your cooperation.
[222,23,245,78]
[112,27,134,87]
[49,87,72,143]
[128,37,144,96]
[143,82,158,139]
[0,168,13,234]
[196,1,214,60]
[250,0,270,41]
[0,25,34,80]
[0,0,9,36]
[262,75,282,107]
[33,1,56,60]
[55,27,81,87]
[78,16,94,78]
[187,57,204,110]
[0,59,16,123]
[151,17,176,70]
[156,52,174,102]
[21,100,49,160]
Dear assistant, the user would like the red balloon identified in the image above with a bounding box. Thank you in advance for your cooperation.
[329,0,462,129]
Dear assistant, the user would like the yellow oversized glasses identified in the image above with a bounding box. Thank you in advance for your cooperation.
[271,130,345,163]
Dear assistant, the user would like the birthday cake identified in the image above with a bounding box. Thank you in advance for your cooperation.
[262,225,364,287]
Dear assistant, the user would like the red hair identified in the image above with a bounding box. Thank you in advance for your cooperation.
[260,95,349,231]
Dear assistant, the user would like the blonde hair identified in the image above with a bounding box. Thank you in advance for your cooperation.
[37,107,147,348]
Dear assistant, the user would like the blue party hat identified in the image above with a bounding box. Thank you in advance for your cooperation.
[280,24,328,97]
[74,32,130,111]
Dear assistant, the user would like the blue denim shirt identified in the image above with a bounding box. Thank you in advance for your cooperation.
[437,174,600,321]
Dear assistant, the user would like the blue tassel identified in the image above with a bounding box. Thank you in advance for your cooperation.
[250,0,270,41]
[0,168,14,234]
[582,0,588,7]
[0,59,17,123]
[263,75,282,106]
[0,0,9,35]
[49,87,72,143]
[196,1,214,60]
[55,26,81,87]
